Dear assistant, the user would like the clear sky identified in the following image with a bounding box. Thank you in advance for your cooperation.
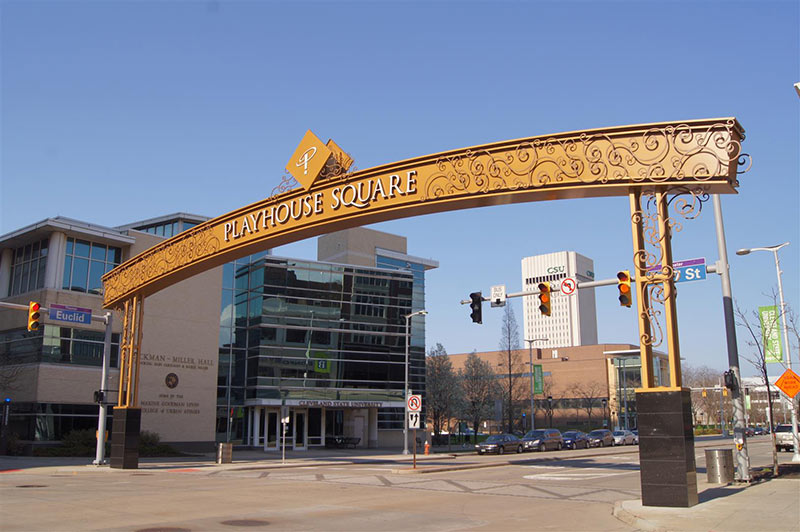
[2,1,798,378]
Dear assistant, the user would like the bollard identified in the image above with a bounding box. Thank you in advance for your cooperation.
[705,448,733,483]
[217,442,233,464]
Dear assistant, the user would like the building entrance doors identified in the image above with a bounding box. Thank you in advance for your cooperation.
[264,410,279,451]
[294,409,307,450]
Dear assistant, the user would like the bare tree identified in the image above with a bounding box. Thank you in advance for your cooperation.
[735,301,781,476]
[425,343,462,437]
[497,305,523,433]
[573,381,606,426]
[684,364,723,427]
[460,352,498,443]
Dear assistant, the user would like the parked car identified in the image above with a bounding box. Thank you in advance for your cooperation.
[521,429,563,452]
[613,430,636,446]
[753,426,767,435]
[745,427,755,437]
[774,424,797,452]
[587,429,614,447]
[631,430,639,444]
[475,434,523,454]
[561,430,589,449]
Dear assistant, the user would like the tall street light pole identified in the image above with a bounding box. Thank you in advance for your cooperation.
[525,338,548,431]
[737,242,800,463]
[403,309,427,455]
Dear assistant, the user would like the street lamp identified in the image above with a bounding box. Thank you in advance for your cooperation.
[547,396,554,428]
[524,338,548,431]
[403,309,427,455]
[736,242,800,463]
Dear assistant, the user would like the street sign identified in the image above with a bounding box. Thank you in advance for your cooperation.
[648,257,706,283]
[490,285,506,307]
[775,369,800,399]
[408,411,421,429]
[49,304,92,325]
[407,394,422,412]
[561,277,577,296]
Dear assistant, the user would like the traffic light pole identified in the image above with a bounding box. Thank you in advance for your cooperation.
[93,312,113,465]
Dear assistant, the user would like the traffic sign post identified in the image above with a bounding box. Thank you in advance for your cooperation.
[491,285,507,307]
[561,278,577,296]
[407,395,421,412]
[49,304,92,325]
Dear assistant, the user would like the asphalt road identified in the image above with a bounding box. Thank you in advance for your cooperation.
[0,435,790,532]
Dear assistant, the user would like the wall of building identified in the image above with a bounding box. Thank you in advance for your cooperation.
[128,231,223,450]
[317,227,407,266]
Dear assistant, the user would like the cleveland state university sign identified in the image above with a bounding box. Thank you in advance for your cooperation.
[102,118,746,309]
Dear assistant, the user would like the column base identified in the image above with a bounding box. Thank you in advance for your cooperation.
[110,407,140,470]
[637,389,698,507]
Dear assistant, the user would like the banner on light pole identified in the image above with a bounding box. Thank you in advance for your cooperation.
[759,306,783,363]
[533,364,543,395]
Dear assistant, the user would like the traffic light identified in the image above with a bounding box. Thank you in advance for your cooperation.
[617,270,632,307]
[537,282,551,316]
[469,292,483,324]
[27,301,41,331]
[723,370,737,391]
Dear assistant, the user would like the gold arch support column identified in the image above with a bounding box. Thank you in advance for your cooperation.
[630,187,713,507]
[110,294,144,469]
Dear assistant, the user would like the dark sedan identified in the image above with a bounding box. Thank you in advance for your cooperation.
[475,434,523,454]
[561,430,589,449]
[587,429,614,447]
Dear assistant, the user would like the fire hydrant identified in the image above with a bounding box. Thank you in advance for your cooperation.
[424,442,430,455]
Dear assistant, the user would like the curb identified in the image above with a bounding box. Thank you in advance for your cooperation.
[611,501,667,532]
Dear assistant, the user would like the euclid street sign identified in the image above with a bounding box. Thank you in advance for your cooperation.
[49,304,92,324]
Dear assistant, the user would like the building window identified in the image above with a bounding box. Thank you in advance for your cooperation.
[42,325,120,367]
[8,239,48,296]
[62,237,121,294]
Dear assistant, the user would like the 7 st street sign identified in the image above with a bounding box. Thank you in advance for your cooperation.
[649,257,707,284]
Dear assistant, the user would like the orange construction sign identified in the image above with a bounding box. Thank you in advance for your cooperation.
[775,368,800,399]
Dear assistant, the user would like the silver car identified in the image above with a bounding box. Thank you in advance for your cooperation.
[775,424,797,452]
[613,430,636,445]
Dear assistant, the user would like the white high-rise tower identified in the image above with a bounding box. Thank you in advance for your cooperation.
[521,251,598,349]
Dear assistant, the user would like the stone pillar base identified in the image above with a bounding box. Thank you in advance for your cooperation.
[110,407,140,470]
[637,389,698,507]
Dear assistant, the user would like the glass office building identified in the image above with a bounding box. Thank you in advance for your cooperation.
[217,253,421,450]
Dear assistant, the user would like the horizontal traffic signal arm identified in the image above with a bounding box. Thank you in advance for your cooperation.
[459,263,721,304]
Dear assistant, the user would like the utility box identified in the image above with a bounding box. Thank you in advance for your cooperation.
[217,442,233,464]
[705,448,734,484]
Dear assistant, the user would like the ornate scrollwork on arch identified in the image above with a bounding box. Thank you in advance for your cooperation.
[424,119,747,202]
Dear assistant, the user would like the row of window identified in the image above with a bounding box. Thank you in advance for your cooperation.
[62,237,122,295]
[8,239,48,296]
[524,272,567,285]
[0,326,120,367]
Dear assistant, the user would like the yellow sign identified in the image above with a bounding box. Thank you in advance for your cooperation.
[286,130,332,191]
[775,368,800,399]
[103,118,746,309]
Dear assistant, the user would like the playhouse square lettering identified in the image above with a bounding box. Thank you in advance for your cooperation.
[224,171,418,242]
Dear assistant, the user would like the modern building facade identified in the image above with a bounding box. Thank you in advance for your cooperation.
[1,217,434,453]
[521,251,598,349]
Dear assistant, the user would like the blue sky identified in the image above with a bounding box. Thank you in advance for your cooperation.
[2,1,798,378]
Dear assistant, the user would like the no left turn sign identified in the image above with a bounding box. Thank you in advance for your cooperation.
[561,277,577,296]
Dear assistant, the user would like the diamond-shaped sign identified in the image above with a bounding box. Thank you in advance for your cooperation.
[286,130,332,191]
[775,368,800,399]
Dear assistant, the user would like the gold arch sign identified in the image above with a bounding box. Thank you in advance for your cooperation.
[103,118,745,310]
[104,118,750,501]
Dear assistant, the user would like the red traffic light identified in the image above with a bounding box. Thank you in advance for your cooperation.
[27,301,42,331]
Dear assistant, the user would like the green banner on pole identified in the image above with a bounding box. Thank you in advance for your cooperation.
[759,306,783,363]
[534,364,543,395]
